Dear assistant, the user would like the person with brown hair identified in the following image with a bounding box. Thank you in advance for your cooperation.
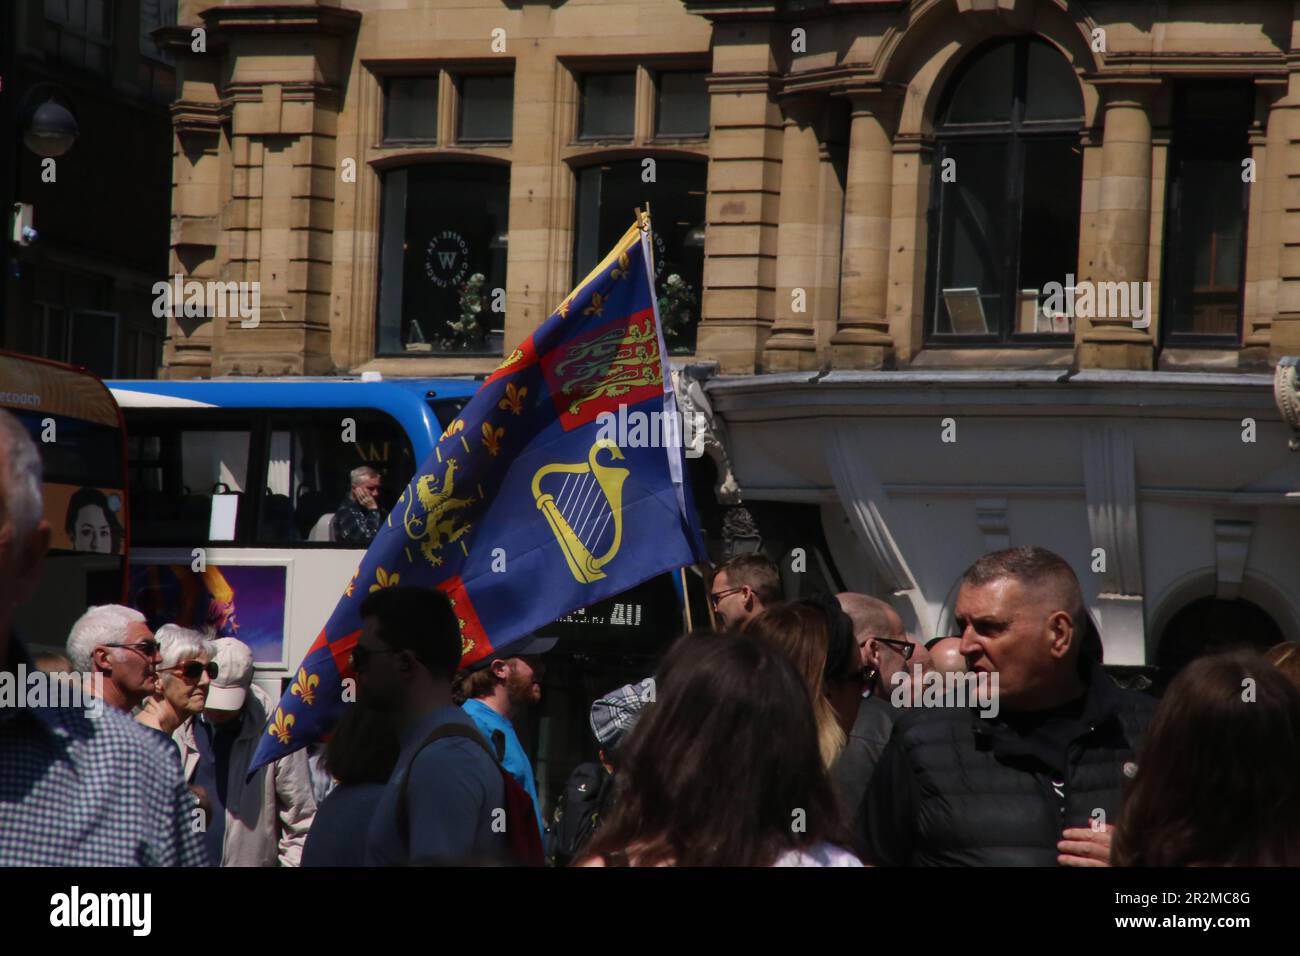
[577,632,860,867]
[1113,650,1300,866]
[709,552,783,630]
[745,599,855,769]
[302,706,402,867]
[1267,641,1300,689]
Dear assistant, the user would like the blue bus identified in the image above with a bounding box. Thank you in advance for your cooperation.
[107,373,702,822]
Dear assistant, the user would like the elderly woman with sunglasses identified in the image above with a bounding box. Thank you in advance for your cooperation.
[136,624,217,743]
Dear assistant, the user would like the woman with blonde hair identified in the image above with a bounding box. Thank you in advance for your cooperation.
[745,597,862,769]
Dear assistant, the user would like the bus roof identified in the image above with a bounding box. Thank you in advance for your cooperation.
[106,376,485,456]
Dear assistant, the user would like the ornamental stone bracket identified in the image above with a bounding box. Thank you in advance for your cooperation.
[1274,356,1300,451]
[672,362,742,506]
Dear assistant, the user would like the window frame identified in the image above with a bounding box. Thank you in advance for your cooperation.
[923,37,1084,347]
[124,408,418,549]
[1159,83,1253,349]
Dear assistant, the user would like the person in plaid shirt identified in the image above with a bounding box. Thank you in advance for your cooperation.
[0,409,210,867]
[332,465,385,545]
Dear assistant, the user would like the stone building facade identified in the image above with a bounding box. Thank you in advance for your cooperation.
[160,0,1300,673]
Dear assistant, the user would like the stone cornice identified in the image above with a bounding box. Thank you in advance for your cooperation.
[707,71,782,94]
[197,4,362,36]
[682,0,905,20]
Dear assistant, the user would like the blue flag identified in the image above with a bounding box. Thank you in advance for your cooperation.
[250,215,707,772]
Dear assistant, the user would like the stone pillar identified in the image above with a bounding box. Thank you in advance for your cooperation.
[695,23,783,375]
[1271,71,1300,360]
[1243,81,1285,364]
[1078,79,1159,371]
[763,95,825,372]
[831,90,898,369]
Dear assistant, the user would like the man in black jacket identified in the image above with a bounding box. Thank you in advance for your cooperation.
[861,546,1155,866]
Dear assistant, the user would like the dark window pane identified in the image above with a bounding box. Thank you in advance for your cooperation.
[86,0,106,38]
[258,414,415,545]
[458,74,514,142]
[84,41,107,74]
[573,159,706,353]
[1162,85,1252,340]
[579,72,636,140]
[1023,41,1083,121]
[375,164,510,355]
[1017,139,1082,334]
[124,420,252,546]
[45,0,66,22]
[933,140,1010,334]
[69,310,116,377]
[943,42,1014,124]
[656,70,709,138]
[63,35,86,68]
[384,76,438,142]
[67,0,86,28]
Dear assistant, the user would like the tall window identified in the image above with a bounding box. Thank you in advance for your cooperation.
[44,0,113,75]
[375,164,510,355]
[1161,84,1253,344]
[573,159,706,354]
[926,38,1084,343]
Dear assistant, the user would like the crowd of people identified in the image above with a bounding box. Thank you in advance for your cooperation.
[3,403,1300,867]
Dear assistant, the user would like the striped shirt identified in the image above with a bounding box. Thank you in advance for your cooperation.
[0,639,212,867]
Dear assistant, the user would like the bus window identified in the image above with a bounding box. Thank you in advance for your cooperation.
[127,420,252,546]
[429,398,470,432]
[256,411,416,545]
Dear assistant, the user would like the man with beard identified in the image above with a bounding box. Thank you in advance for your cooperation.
[455,636,556,841]
[360,587,506,865]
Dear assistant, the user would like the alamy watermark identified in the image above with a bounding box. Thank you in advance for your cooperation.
[595,404,707,458]
[151,274,261,328]
[0,665,103,718]
[890,665,1000,719]
[1041,274,1153,329]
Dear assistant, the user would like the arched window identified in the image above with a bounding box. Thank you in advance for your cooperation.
[375,163,510,355]
[926,38,1084,343]
[572,158,706,354]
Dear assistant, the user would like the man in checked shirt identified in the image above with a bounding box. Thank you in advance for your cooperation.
[0,409,211,866]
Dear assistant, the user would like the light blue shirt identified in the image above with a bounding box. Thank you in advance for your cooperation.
[461,699,545,838]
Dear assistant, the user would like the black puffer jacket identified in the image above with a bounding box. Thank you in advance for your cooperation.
[861,663,1157,866]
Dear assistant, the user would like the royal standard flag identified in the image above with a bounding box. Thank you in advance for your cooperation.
[250,214,708,771]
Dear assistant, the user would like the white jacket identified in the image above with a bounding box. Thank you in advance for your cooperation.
[175,684,317,866]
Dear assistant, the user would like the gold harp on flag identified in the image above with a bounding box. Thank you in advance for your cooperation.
[531,438,630,584]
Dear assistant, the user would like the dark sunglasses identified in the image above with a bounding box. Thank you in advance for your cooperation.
[874,637,916,661]
[110,640,161,658]
[165,660,218,681]
[349,644,401,671]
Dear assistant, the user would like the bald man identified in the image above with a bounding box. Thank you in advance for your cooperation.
[836,593,923,699]
[925,637,967,676]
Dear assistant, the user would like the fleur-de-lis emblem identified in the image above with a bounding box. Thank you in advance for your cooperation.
[290,667,319,706]
[557,293,576,318]
[610,251,632,280]
[268,707,296,745]
[369,566,399,592]
[498,382,527,416]
[345,567,359,598]
[439,419,465,443]
[482,421,505,456]
[582,292,606,318]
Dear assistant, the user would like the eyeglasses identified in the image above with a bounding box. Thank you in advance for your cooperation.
[874,637,915,661]
[108,640,161,659]
[709,586,744,610]
[164,660,218,681]
[349,644,400,671]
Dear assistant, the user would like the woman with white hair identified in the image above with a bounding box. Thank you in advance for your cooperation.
[136,624,216,743]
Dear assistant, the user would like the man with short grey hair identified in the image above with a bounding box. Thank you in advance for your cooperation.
[332,465,384,545]
[67,603,162,713]
[0,408,210,865]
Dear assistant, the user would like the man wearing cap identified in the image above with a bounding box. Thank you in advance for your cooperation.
[176,636,317,866]
[454,636,555,840]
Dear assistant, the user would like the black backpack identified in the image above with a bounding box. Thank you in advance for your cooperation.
[547,761,615,866]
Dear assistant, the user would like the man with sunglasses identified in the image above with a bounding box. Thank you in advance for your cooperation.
[0,409,210,866]
[837,592,924,699]
[66,604,164,713]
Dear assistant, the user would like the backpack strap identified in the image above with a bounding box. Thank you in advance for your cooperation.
[395,721,499,845]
